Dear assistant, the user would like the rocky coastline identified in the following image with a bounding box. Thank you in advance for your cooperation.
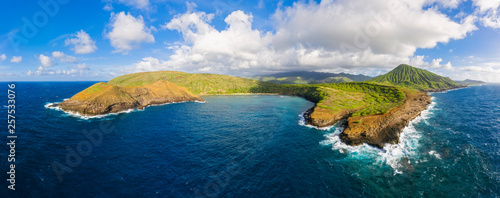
[304,90,432,148]
[53,80,204,116]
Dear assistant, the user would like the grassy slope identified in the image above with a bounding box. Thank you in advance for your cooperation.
[249,76,355,84]
[106,71,405,117]
[108,71,263,95]
[69,80,201,107]
[368,64,461,91]
[250,71,373,82]
[317,77,353,84]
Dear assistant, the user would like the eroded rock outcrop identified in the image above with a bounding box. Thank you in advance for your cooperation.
[305,90,432,148]
[339,90,431,148]
[55,80,204,116]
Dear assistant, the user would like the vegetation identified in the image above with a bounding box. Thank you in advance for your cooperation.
[368,64,461,91]
[318,82,406,117]
[108,71,263,95]
[108,71,406,117]
[248,71,372,84]
[317,77,353,83]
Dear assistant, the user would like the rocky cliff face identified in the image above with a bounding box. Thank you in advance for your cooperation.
[55,80,204,116]
[304,106,354,128]
[305,90,431,148]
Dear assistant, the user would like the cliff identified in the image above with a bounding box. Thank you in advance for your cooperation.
[54,80,203,116]
[53,64,455,148]
[340,90,431,148]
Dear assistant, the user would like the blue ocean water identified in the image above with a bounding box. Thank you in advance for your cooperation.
[1,82,499,197]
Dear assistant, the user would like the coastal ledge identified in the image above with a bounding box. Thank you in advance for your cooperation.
[304,90,432,149]
[49,64,466,149]
[53,80,204,116]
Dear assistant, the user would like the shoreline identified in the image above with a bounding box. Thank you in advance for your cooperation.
[304,86,466,148]
[47,100,206,119]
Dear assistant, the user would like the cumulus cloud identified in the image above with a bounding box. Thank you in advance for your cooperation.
[75,63,90,70]
[143,1,476,75]
[39,54,54,67]
[472,0,500,28]
[426,0,465,9]
[103,3,113,11]
[30,62,90,76]
[105,12,155,54]
[118,0,150,10]
[410,55,453,70]
[135,57,171,71]
[52,51,77,63]
[0,54,5,61]
[65,30,98,54]
[10,56,22,63]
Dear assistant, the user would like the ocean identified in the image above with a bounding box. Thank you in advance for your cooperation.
[1,82,499,197]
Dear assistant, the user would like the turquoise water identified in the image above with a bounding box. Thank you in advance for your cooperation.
[1,82,499,197]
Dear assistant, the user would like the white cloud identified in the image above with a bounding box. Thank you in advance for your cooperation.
[105,12,155,54]
[136,57,170,71]
[257,0,265,9]
[39,54,54,67]
[0,54,5,61]
[118,0,150,10]
[52,51,77,63]
[148,1,476,75]
[76,63,90,70]
[427,0,465,9]
[473,0,500,12]
[472,0,500,28]
[65,30,98,54]
[271,0,476,57]
[103,3,113,11]
[10,56,22,63]
[410,55,453,70]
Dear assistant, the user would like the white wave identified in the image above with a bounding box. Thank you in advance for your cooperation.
[431,86,467,93]
[44,102,61,110]
[428,150,442,159]
[317,96,437,174]
[45,99,206,120]
[298,111,335,131]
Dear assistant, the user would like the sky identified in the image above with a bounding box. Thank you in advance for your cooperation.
[1,0,500,82]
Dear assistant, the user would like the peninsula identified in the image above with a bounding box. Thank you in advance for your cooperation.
[53,64,463,148]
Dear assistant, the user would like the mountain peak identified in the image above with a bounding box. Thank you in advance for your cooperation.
[369,64,462,91]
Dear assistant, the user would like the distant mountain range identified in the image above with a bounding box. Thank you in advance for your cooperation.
[455,79,486,86]
[248,71,373,84]
[55,63,464,148]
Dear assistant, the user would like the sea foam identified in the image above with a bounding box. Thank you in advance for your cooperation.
[298,111,335,131]
[45,99,206,120]
[308,96,437,174]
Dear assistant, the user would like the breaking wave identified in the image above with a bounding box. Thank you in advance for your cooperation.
[308,97,437,174]
[45,100,206,120]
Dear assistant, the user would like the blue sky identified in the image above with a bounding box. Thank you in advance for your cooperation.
[1,0,500,82]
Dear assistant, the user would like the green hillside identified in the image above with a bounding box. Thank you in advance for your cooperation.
[253,76,311,84]
[316,77,353,84]
[248,71,371,84]
[107,71,405,117]
[368,64,462,91]
[108,71,263,95]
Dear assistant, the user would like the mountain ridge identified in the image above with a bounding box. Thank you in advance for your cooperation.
[52,64,461,148]
[248,71,373,84]
[368,64,463,91]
